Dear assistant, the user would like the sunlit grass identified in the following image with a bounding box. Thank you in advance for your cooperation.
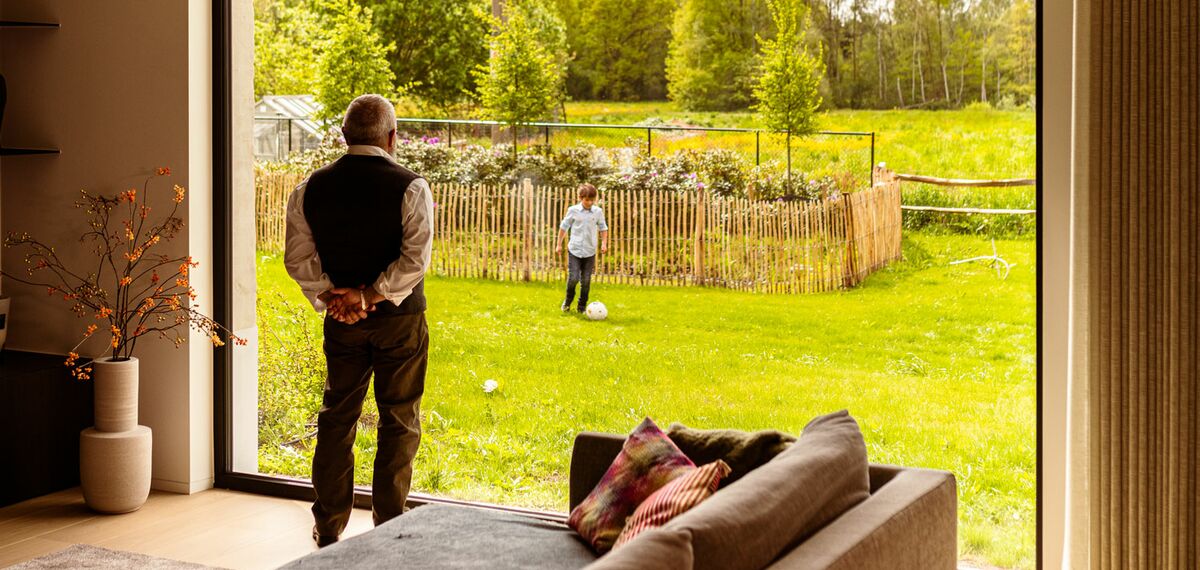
[256,231,1035,569]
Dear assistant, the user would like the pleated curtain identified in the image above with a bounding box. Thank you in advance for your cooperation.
[1076,0,1199,566]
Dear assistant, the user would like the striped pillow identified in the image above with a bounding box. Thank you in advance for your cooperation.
[568,418,696,553]
[613,459,731,548]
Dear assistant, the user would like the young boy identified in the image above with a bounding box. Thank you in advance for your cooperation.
[555,183,609,313]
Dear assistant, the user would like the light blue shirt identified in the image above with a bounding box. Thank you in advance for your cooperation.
[560,203,608,258]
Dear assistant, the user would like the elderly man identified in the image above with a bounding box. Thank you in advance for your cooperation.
[284,94,434,547]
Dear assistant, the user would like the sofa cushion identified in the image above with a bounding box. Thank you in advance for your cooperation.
[278,504,597,569]
[661,410,870,570]
[667,424,796,486]
[569,418,695,553]
[586,527,694,570]
[614,459,730,548]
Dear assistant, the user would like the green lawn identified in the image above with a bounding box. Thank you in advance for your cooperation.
[255,232,1035,569]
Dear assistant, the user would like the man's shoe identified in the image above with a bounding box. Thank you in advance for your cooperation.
[313,526,339,547]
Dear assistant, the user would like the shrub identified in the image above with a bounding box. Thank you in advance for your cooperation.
[256,292,326,450]
[256,290,384,451]
[597,150,698,194]
[258,138,863,203]
[694,149,750,198]
[543,144,615,188]
[395,136,457,183]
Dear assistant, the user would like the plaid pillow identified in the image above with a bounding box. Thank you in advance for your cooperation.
[613,459,731,548]
[568,418,695,553]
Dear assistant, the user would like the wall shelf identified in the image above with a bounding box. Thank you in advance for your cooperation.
[0,21,59,28]
[1,20,59,154]
[0,147,59,156]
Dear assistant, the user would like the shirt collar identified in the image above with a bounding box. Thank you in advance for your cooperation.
[347,144,397,164]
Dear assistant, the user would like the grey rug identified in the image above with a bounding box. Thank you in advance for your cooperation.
[6,544,226,569]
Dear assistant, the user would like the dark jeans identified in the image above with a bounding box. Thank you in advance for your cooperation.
[311,312,428,537]
[565,254,596,310]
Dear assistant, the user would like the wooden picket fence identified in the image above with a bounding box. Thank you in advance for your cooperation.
[255,171,902,294]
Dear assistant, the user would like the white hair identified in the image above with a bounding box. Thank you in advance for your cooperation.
[341,94,396,146]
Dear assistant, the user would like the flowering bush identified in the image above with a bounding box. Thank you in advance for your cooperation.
[693,149,750,198]
[596,150,698,194]
[2,168,244,379]
[747,160,864,202]
[258,135,862,202]
[542,144,615,188]
[394,135,456,182]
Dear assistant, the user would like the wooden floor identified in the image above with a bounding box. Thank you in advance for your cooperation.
[0,488,376,569]
[1,488,1002,570]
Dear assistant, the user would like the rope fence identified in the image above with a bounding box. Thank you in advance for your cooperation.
[256,171,902,294]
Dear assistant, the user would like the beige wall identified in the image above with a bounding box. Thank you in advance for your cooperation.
[0,0,217,493]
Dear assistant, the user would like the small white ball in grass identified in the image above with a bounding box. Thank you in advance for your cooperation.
[585,302,607,321]
[482,379,499,394]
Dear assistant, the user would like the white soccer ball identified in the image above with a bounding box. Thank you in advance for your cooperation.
[585,301,608,321]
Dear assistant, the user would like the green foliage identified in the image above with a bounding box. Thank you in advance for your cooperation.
[512,0,571,86]
[266,135,856,201]
[754,0,823,190]
[666,0,773,111]
[359,0,490,111]
[474,4,566,126]
[252,0,1037,111]
[253,1,321,100]
[569,0,675,101]
[256,230,1036,569]
[313,0,398,123]
[256,290,329,451]
[753,0,824,137]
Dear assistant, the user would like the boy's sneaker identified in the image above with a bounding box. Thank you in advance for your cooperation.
[561,301,571,312]
[577,305,586,314]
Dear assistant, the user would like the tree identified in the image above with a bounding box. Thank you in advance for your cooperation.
[570,0,675,100]
[512,0,571,116]
[474,4,565,135]
[997,0,1035,106]
[253,0,321,100]
[666,0,774,111]
[754,0,824,191]
[358,0,490,112]
[313,0,398,123]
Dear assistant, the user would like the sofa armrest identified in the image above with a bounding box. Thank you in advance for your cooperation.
[766,466,957,570]
[569,432,627,511]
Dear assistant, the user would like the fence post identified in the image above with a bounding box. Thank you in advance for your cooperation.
[755,131,760,165]
[869,132,876,187]
[523,178,533,281]
[693,188,706,283]
[842,195,858,287]
[646,128,652,156]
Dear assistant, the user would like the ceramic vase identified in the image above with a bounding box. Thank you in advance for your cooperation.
[79,357,152,513]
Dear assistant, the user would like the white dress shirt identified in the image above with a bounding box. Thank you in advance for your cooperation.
[284,144,434,313]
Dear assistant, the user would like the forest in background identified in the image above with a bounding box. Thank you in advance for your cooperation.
[254,0,1036,114]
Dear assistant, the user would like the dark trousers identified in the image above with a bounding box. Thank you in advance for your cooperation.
[311,312,428,536]
[565,254,596,309]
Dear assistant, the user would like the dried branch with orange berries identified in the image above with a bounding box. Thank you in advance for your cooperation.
[2,167,245,380]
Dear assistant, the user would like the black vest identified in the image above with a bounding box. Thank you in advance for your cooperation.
[303,153,426,315]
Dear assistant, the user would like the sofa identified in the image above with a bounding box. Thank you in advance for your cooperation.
[281,415,957,569]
